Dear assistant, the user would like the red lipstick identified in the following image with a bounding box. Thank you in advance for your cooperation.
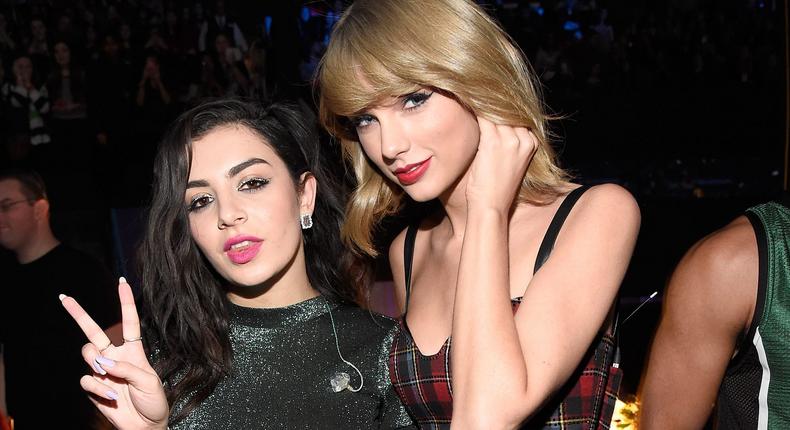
[394,158,431,186]
[224,235,263,265]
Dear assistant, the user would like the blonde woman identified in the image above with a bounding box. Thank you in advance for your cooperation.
[317,0,640,428]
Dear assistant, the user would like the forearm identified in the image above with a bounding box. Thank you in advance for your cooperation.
[451,208,528,428]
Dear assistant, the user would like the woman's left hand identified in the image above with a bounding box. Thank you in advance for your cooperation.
[465,117,538,213]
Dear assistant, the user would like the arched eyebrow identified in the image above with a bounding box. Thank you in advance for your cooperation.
[186,158,270,190]
[227,158,270,178]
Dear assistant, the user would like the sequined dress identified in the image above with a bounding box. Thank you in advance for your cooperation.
[168,296,415,429]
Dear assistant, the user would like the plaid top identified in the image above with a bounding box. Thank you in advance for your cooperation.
[388,186,622,429]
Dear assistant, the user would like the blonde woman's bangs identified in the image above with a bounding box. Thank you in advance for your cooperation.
[319,18,439,115]
[317,0,571,255]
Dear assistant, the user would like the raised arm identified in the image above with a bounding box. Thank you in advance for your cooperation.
[639,216,757,429]
[451,118,639,428]
[60,278,169,430]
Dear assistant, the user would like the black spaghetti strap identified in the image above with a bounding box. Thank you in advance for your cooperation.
[533,185,592,274]
[402,223,420,312]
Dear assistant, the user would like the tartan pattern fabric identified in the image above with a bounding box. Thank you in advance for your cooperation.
[389,318,454,430]
[389,300,621,429]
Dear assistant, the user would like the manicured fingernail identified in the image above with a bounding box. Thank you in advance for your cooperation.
[119,276,127,284]
[58,294,67,301]
[106,390,119,400]
[93,359,107,375]
[96,356,116,368]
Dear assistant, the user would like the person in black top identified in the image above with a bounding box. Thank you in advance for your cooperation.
[0,168,119,428]
[60,99,414,429]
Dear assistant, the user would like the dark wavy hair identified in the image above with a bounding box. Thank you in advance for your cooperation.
[138,98,357,423]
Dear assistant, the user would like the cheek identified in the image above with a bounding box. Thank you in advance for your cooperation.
[441,113,479,160]
[358,137,381,161]
[188,216,214,255]
[357,139,392,176]
[269,197,300,229]
[16,214,36,229]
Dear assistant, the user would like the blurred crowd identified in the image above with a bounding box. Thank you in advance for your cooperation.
[491,0,784,199]
[0,0,784,216]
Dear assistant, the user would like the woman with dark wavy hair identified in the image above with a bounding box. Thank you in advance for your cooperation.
[60,99,414,429]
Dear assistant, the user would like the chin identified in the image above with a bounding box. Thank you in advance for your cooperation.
[404,191,437,203]
[401,183,443,203]
[228,272,274,288]
[217,264,273,287]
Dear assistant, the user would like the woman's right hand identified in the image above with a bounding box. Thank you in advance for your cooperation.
[465,117,537,214]
[61,278,169,430]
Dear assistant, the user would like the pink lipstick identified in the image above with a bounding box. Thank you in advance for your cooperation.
[394,158,431,186]
[224,235,263,264]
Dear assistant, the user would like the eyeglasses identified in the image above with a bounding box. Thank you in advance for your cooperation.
[0,199,33,213]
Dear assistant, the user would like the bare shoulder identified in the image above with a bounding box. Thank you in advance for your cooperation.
[575,183,640,221]
[553,183,641,242]
[665,215,758,333]
[672,216,757,299]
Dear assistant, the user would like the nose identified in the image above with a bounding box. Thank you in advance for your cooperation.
[216,197,247,229]
[379,119,410,162]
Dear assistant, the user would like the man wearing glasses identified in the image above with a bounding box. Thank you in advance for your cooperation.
[0,168,119,428]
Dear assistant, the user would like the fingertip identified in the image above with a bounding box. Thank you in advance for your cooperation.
[79,374,94,388]
[92,358,107,375]
[106,390,119,401]
[119,276,127,284]
[80,374,118,401]
[59,293,67,301]
[96,356,116,368]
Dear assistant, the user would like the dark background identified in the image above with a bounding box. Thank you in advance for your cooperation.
[0,0,787,402]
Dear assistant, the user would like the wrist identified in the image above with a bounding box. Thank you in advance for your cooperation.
[467,206,509,225]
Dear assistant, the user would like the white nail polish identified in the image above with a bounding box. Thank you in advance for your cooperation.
[58,294,66,301]
[93,358,107,375]
[119,276,127,284]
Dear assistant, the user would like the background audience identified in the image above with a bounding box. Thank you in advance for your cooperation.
[0,1,785,427]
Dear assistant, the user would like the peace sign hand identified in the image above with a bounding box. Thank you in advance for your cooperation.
[60,278,169,430]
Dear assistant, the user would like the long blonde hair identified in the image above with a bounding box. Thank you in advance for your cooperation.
[318,0,569,256]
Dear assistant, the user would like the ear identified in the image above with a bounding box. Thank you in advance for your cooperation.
[33,198,49,221]
[298,172,317,216]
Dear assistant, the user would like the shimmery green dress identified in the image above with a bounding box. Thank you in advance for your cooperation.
[168,296,415,429]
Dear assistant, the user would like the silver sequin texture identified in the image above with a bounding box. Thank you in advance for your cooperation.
[168,296,415,429]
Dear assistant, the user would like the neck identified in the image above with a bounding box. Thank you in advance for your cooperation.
[437,166,472,239]
[17,230,59,264]
[228,283,319,309]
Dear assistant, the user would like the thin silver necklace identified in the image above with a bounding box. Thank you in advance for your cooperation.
[324,298,364,393]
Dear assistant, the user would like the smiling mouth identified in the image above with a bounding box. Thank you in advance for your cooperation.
[394,158,431,185]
